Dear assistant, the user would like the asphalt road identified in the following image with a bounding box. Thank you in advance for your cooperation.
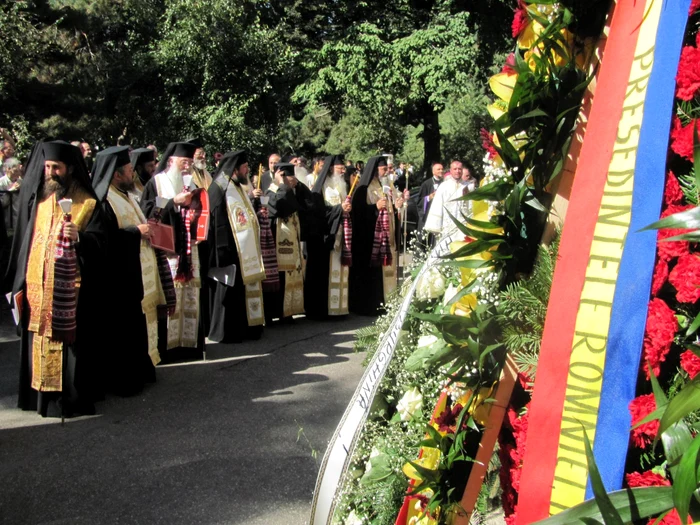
[0,311,370,525]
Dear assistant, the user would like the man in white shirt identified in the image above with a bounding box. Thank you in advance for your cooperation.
[424,160,471,238]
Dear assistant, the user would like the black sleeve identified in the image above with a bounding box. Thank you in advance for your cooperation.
[269,184,299,219]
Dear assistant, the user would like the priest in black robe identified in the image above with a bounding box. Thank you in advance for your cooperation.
[264,162,312,322]
[304,155,352,319]
[5,140,107,417]
[349,156,404,316]
[92,146,171,396]
[140,141,206,360]
[207,150,266,343]
[129,147,157,202]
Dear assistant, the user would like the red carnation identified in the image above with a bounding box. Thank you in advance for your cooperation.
[681,349,700,378]
[692,0,700,14]
[511,1,529,38]
[501,52,517,74]
[651,260,669,296]
[480,128,498,159]
[676,36,700,101]
[656,203,694,262]
[642,298,678,378]
[647,509,693,524]
[626,470,670,488]
[670,117,699,162]
[669,253,700,303]
[629,393,660,449]
[664,171,684,206]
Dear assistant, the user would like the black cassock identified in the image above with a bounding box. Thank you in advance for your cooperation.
[263,181,313,322]
[349,185,400,316]
[206,178,263,343]
[140,178,208,357]
[101,196,155,396]
[7,189,107,417]
[303,191,343,319]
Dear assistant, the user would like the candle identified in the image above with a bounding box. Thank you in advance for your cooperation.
[257,163,262,190]
[348,174,359,198]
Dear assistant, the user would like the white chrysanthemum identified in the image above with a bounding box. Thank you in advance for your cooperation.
[345,509,364,525]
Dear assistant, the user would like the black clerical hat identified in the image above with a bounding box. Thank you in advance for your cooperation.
[376,156,388,167]
[130,147,155,168]
[276,162,295,178]
[92,145,132,201]
[331,155,345,166]
[184,137,204,149]
[214,150,248,178]
[156,141,197,174]
[42,141,80,165]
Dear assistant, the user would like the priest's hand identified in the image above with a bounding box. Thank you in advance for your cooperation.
[173,191,193,206]
[252,188,263,199]
[342,201,352,213]
[137,224,153,241]
[64,222,79,242]
[274,169,285,185]
[376,197,387,210]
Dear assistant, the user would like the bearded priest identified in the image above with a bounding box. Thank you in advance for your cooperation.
[129,147,157,202]
[5,140,107,417]
[187,137,213,190]
[207,150,266,342]
[92,146,174,395]
[349,156,404,316]
[305,155,352,318]
[140,141,204,358]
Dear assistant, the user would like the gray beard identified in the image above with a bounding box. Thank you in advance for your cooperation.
[193,160,206,170]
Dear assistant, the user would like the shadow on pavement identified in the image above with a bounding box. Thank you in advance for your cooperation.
[0,313,372,525]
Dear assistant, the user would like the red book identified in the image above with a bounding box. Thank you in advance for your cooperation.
[149,221,176,254]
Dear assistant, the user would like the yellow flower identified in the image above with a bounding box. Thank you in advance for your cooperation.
[488,71,518,103]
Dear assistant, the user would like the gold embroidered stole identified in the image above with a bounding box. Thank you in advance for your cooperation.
[107,188,165,365]
[366,179,397,301]
[219,177,265,326]
[276,211,304,317]
[323,184,349,315]
[26,187,96,392]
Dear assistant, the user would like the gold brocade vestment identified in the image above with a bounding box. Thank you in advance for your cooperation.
[26,187,96,392]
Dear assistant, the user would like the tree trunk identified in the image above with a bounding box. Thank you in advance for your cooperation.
[422,104,441,177]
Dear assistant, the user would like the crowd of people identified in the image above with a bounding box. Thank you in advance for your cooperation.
[0,134,477,419]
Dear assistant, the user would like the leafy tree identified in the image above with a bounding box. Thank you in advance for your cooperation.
[293,0,511,171]
[154,0,296,157]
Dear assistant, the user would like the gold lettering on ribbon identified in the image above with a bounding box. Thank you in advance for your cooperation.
[548,0,660,511]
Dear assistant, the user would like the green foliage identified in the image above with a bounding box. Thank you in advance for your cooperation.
[496,231,560,381]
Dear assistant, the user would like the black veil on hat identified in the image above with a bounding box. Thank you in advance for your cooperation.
[92,146,131,202]
[156,141,197,174]
[213,150,248,179]
[183,137,204,149]
[311,154,344,194]
[357,155,388,188]
[130,148,155,170]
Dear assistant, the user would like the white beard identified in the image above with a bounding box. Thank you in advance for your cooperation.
[166,164,184,195]
[326,174,347,200]
[193,159,206,170]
